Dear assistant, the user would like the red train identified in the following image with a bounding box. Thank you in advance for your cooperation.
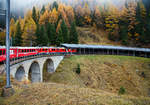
[0,46,77,63]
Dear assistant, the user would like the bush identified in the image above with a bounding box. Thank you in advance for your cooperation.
[76,64,81,74]
[118,86,126,95]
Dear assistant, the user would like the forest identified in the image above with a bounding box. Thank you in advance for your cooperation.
[0,0,150,47]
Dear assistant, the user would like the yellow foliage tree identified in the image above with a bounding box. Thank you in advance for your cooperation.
[65,5,74,25]
[49,8,59,24]
[56,19,62,33]
[58,4,70,27]
[22,17,37,46]
[105,4,120,40]
[10,18,16,38]
[39,10,50,25]
[0,31,5,45]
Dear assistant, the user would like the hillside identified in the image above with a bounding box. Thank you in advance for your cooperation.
[0,55,150,105]
[45,55,150,97]
[1,83,150,105]
[77,27,121,46]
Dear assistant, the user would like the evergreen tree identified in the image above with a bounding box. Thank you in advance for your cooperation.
[69,21,78,44]
[46,23,56,45]
[15,22,22,46]
[40,5,45,14]
[52,1,58,10]
[40,25,49,46]
[12,33,15,46]
[145,16,150,44]
[56,28,63,46]
[119,25,128,45]
[35,24,41,45]
[32,6,38,24]
[61,19,69,43]
[135,1,146,44]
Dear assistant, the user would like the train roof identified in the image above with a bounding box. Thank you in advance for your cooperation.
[0,46,65,49]
[61,44,150,52]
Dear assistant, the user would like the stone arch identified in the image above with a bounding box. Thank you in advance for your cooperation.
[29,61,41,83]
[15,66,25,81]
[45,59,54,73]
[43,59,54,82]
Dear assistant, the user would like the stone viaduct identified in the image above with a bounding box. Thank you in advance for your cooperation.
[10,56,64,83]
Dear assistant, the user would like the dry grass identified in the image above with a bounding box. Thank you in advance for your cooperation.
[47,55,150,97]
[77,27,121,46]
[0,55,150,105]
[0,83,150,105]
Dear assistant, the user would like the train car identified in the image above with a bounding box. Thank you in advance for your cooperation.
[17,47,37,58]
[0,46,18,62]
[0,46,77,63]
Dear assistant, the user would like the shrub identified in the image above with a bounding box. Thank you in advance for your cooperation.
[118,86,126,95]
[76,64,81,74]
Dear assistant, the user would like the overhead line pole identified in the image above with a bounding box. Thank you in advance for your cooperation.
[5,0,11,88]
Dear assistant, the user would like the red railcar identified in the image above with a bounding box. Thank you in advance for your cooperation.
[0,46,77,63]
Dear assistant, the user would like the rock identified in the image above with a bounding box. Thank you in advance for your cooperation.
[141,72,146,78]
[1,87,15,97]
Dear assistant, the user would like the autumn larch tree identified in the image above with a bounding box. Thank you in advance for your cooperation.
[0,31,5,45]
[22,17,36,46]
[10,18,16,45]
[15,22,22,46]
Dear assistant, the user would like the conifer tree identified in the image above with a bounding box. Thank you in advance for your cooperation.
[35,24,41,46]
[61,19,69,43]
[56,28,63,46]
[15,22,22,46]
[135,1,146,44]
[46,23,56,45]
[145,15,150,44]
[40,25,49,46]
[40,5,45,15]
[32,6,38,24]
[69,21,78,44]
[52,1,58,10]
[11,34,15,46]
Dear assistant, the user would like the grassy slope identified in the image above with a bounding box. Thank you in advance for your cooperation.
[1,83,150,105]
[48,55,150,97]
[0,55,150,105]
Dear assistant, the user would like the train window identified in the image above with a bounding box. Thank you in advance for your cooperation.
[3,50,5,55]
[0,50,2,55]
